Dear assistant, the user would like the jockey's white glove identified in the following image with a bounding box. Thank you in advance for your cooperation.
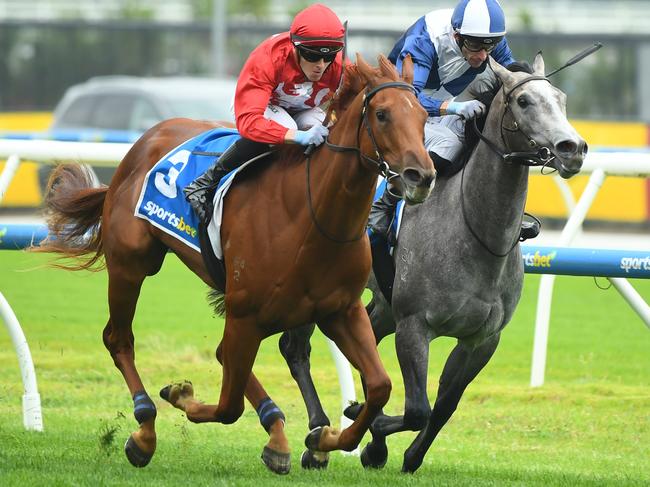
[446,100,486,120]
[294,124,329,146]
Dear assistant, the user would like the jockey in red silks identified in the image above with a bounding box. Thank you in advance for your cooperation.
[185,3,346,223]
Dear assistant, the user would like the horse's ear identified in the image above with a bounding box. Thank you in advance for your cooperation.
[488,57,516,87]
[356,52,377,86]
[377,54,400,81]
[532,52,545,76]
[401,54,414,85]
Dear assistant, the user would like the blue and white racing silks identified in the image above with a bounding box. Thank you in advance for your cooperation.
[134,127,240,252]
[388,8,515,117]
[451,0,507,36]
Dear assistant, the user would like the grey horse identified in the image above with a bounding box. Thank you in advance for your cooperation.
[280,53,588,473]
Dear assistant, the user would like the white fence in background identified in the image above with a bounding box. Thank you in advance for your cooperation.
[530,154,650,385]
[2,140,650,433]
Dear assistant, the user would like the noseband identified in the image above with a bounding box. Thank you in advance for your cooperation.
[306,81,417,244]
[472,75,556,168]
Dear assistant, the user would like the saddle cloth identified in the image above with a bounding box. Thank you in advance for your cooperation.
[134,127,242,255]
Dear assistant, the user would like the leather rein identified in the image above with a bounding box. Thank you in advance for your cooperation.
[463,74,555,258]
[306,81,416,244]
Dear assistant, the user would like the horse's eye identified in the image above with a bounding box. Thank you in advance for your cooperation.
[517,96,529,108]
[376,110,387,122]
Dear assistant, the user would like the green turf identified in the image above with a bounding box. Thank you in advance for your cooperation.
[1,251,648,486]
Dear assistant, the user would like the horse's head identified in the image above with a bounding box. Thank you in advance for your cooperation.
[489,53,587,178]
[329,54,435,204]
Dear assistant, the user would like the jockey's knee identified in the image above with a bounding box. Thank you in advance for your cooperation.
[429,150,463,177]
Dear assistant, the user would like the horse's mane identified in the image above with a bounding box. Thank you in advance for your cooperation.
[326,54,401,125]
[266,55,404,168]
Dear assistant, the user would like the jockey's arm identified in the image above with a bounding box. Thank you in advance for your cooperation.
[235,59,291,145]
[395,41,446,118]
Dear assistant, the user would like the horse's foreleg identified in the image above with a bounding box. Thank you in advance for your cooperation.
[280,325,330,430]
[162,322,260,423]
[216,340,291,474]
[310,300,391,453]
[103,266,156,467]
[279,325,331,469]
[402,333,501,473]
[160,320,292,472]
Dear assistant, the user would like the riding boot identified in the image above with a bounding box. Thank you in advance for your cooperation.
[519,212,541,241]
[368,184,402,246]
[184,138,268,223]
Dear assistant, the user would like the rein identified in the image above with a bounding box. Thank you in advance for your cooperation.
[463,74,555,258]
[471,75,556,167]
[305,80,416,244]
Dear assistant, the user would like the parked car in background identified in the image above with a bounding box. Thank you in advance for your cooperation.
[51,75,237,136]
[38,75,238,186]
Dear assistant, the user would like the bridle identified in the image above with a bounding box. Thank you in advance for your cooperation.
[471,75,557,167]
[306,80,417,244]
[462,74,556,257]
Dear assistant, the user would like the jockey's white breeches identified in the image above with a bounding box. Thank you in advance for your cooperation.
[263,105,326,130]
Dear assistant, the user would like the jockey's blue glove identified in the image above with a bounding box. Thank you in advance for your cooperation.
[294,124,329,146]
[446,100,486,120]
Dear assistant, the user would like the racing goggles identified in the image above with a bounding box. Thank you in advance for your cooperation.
[297,44,342,63]
[461,36,503,53]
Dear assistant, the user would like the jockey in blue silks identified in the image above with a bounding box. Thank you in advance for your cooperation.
[368,0,536,244]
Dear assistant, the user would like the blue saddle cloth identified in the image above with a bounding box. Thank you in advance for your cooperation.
[135,127,240,252]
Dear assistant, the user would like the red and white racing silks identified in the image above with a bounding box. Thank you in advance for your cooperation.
[233,32,344,144]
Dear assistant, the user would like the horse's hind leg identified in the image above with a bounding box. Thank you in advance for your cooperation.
[279,325,331,469]
[103,261,161,467]
[402,333,501,473]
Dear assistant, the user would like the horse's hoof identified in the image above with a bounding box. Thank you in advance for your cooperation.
[124,435,153,468]
[300,449,329,469]
[159,381,193,404]
[159,385,172,402]
[304,426,324,451]
[261,446,291,475]
[360,441,388,469]
[401,448,423,474]
[343,402,363,420]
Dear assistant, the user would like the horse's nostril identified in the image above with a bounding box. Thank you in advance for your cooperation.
[555,139,578,156]
[402,168,423,186]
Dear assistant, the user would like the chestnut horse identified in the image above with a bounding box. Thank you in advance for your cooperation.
[37,54,435,474]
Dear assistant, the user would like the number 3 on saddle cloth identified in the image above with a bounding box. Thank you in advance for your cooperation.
[368,179,405,304]
[134,127,255,291]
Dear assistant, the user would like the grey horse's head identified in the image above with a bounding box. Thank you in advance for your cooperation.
[489,54,587,178]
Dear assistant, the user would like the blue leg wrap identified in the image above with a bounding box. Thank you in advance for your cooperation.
[133,390,157,424]
[256,397,285,433]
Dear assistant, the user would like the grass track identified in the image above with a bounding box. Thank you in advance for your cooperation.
[1,251,648,486]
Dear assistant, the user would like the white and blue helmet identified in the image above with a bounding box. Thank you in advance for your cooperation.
[451,0,506,39]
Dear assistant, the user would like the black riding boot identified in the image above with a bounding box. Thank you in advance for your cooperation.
[520,212,541,241]
[368,184,402,245]
[184,138,268,223]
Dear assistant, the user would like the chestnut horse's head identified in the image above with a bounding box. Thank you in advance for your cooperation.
[328,54,435,204]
